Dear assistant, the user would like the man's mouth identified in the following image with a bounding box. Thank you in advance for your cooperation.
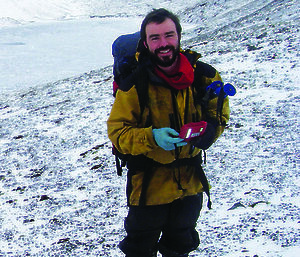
[159,49,171,54]
[156,47,173,56]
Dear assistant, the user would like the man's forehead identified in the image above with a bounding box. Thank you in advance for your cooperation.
[145,18,177,35]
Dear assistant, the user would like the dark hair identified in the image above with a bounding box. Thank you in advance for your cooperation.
[140,8,182,43]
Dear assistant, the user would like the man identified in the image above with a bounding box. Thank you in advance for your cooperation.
[107,8,230,257]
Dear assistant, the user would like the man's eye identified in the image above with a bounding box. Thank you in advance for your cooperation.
[166,33,175,38]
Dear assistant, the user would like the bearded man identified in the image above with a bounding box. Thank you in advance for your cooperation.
[107,8,230,257]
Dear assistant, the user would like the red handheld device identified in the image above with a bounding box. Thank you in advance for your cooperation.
[179,121,207,142]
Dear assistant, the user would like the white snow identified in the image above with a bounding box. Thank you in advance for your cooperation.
[0,0,299,256]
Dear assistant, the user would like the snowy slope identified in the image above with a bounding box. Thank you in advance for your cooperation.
[0,0,300,256]
[0,0,201,26]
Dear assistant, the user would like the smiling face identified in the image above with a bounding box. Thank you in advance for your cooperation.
[144,18,180,70]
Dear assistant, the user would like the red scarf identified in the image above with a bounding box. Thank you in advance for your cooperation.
[154,53,194,90]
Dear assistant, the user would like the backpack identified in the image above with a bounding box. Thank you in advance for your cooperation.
[112,31,140,96]
[111,31,145,176]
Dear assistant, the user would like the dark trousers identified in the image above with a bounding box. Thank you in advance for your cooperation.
[119,194,203,257]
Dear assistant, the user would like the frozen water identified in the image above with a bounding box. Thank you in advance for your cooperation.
[0,17,141,92]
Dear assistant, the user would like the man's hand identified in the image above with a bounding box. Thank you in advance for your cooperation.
[191,123,216,150]
[153,127,187,151]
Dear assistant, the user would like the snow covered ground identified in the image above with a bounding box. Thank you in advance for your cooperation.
[0,0,299,256]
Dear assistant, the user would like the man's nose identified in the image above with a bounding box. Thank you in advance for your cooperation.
[159,36,169,47]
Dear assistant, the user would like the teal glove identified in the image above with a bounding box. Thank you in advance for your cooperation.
[153,127,187,151]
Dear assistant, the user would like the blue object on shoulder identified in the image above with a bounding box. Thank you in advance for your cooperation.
[207,81,236,98]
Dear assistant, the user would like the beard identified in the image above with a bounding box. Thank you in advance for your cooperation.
[149,45,180,67]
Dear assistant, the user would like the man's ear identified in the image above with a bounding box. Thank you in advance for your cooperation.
[143,41,148,48]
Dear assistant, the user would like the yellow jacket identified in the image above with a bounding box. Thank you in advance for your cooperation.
[107,50,230,206]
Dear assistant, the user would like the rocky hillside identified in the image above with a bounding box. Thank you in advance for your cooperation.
[0,0,299,256]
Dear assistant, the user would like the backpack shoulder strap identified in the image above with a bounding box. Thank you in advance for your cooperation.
[135,66,149,115]
[117,64,149,116]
